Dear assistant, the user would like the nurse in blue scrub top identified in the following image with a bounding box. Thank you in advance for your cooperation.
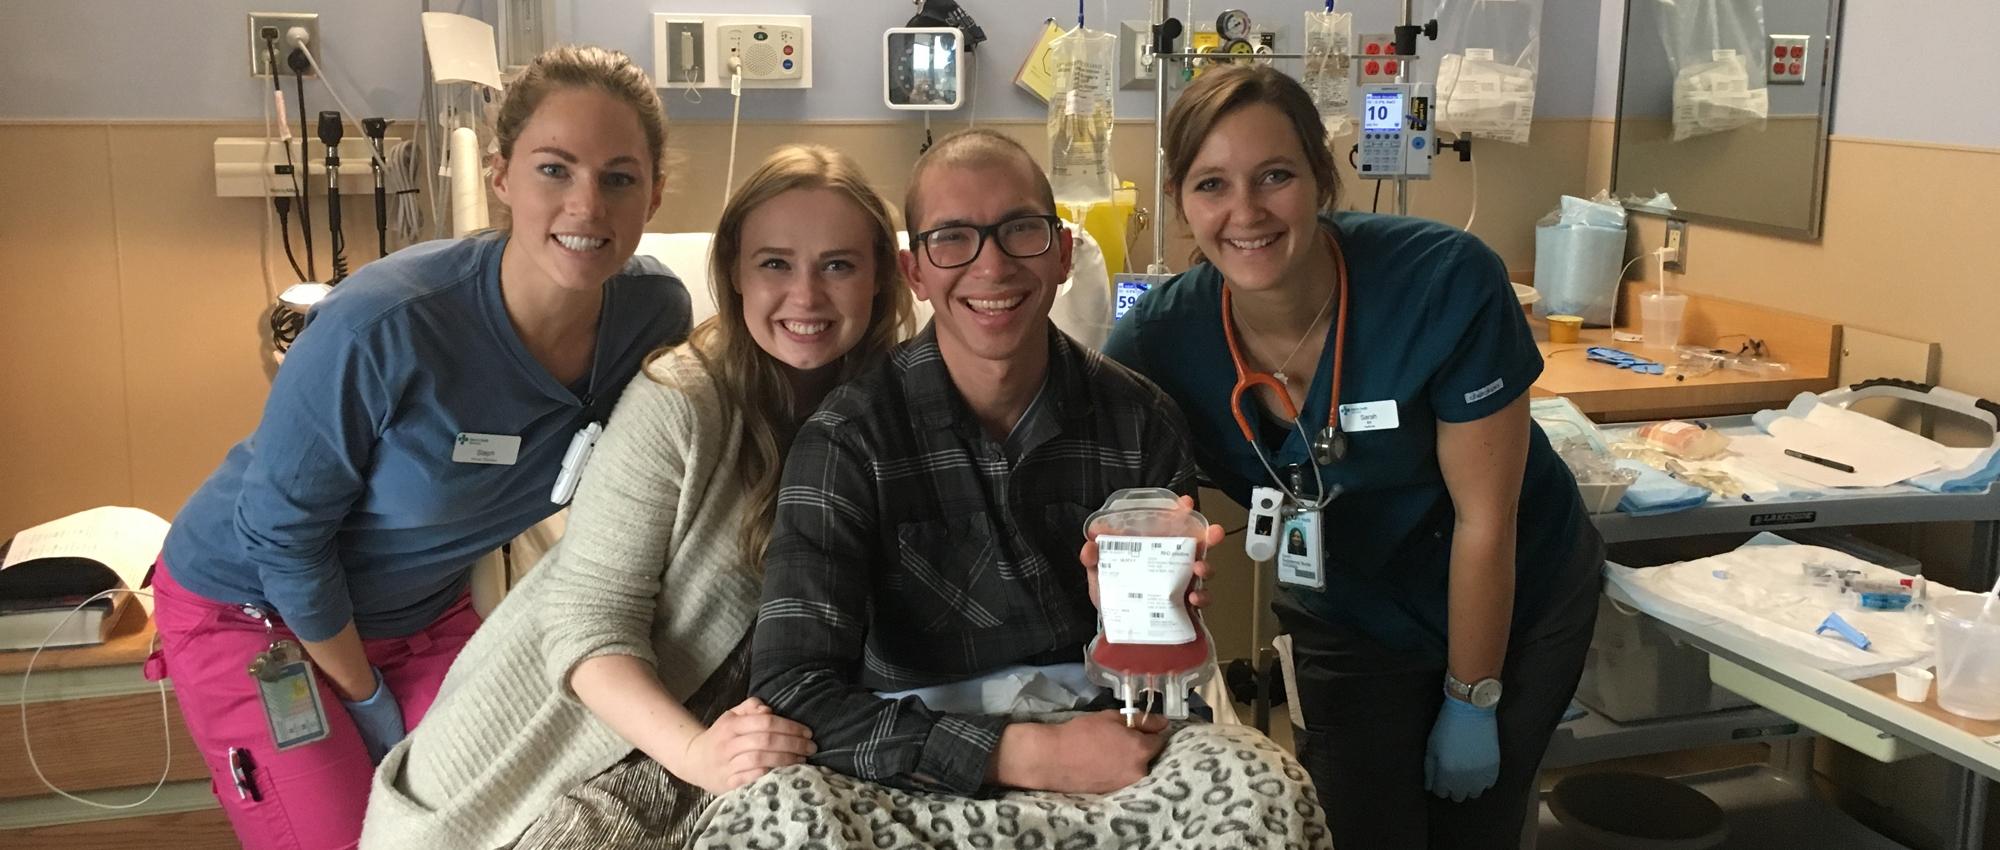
[1105,65,1604,850]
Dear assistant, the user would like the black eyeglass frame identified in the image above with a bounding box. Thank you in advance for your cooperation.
[912,214,1064,269]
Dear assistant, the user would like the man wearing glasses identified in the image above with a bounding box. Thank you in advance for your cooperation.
[748,129,1212,796]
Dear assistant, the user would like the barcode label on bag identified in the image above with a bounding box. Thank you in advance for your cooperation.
[1096,535,1197,644]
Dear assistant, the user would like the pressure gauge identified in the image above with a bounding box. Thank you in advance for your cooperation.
[1216,9,1254,42]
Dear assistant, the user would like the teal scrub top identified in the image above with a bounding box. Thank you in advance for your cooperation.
[1105,212,1588,656]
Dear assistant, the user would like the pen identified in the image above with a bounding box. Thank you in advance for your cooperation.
[1784,448,1855,474]
[228,747,260,802]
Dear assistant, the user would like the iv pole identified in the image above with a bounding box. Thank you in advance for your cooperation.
[1145,3,1432,269]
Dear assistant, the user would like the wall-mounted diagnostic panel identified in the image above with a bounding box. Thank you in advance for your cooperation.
[653,13,812,89]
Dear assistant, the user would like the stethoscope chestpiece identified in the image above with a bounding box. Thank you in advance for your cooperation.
[1310,426,1348,467]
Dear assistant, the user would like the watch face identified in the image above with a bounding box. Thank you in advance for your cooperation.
[1471,679,1503,708]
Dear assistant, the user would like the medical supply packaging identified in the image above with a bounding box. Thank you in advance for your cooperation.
[1433,0,1542,144]
[1659,0,1770,141]
[1533,193,1628,328]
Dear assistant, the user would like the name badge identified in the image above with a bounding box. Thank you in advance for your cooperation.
[1338,400,1400,433]
[452,433,521,465]
[1275,507,1326,590]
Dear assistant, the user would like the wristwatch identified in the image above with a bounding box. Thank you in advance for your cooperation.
[1444,672,1503,710]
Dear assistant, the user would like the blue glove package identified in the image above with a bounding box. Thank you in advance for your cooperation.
[341,667,406,764]
[1425,696,1501,802]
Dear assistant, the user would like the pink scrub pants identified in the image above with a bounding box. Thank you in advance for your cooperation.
[146,559,481,850]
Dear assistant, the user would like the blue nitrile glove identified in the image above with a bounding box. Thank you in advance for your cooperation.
[1424,695,1500,802]
[339,667,405,765]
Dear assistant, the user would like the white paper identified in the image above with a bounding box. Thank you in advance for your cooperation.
[1096,535,1197,644]
[4,506,168,613]
[1730,413,1941,488]
[422,12,504,91]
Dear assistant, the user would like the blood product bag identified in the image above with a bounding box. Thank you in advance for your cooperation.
[1084,488,1214,723]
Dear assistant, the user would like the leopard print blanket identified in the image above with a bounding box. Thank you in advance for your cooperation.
[686,720,1331,850]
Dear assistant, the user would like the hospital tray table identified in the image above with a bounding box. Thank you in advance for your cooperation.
[1579,455,1998,847]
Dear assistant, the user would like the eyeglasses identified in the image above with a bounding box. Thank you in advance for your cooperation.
[913,214,1061,269]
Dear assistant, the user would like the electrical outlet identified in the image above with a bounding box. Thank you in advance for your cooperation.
[248,13,320,78]
[1663,218,1688,272]
[1768,33,1810,85]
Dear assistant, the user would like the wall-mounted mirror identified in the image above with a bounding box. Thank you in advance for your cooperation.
[1613,0,1843,238]
[885,27,963,111]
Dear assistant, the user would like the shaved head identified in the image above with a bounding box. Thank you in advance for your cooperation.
[904,129,1056,241]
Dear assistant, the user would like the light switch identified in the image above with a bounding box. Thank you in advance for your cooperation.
[1769,34,1810,85]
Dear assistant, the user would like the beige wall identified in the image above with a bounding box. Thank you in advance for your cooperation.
[3,117,1991,540]
[1589,120,2000,403]
[0,118,1594,536]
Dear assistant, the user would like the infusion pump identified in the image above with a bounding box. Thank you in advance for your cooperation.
[1356,83,1434,180]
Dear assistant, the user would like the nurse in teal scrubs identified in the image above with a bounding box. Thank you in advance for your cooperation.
[1105,65,1603,849]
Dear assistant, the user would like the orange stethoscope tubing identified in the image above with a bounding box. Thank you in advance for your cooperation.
[1220,231,1350,446]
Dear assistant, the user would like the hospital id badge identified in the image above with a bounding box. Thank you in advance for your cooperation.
[1275,508,1326,590]
[248,640,331,751]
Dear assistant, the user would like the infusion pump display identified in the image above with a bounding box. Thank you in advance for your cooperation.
[1357,84,1433,180]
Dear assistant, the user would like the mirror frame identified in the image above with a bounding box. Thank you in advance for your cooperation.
[1610,0,1845,239]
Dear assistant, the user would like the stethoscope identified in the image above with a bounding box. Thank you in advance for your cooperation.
[1222,231,1351,510]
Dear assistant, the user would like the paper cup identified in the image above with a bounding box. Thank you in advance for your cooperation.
[1893,665,1934,702]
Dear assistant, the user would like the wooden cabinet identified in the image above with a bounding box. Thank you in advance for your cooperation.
[0,614,237,849]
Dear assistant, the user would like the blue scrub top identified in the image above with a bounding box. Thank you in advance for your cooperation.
[1105,212,1588,656]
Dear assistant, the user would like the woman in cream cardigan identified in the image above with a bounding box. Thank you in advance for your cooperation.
[362,144,914,849]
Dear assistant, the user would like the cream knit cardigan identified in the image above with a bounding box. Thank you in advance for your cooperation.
[361,347,761,849]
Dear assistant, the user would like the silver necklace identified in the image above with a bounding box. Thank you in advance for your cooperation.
[1237,284,1337,385]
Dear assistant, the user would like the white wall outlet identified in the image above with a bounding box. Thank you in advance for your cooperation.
[1769,34,1810,85]
[1663,218,1689,272]
[215,136,395,198]
[248,13,320,78]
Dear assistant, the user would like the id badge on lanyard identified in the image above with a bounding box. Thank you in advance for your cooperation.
[1275,505,1326,590]
[247,634,331,751]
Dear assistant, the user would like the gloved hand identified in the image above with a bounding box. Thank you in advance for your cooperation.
[1424,695,1500,802]
[339,667,406,765]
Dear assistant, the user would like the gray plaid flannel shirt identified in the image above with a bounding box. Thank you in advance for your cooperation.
[750,325,1198,795]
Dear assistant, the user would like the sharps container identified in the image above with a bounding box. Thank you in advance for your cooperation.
[1084,488,1213,724]
[1933,595,2000,720]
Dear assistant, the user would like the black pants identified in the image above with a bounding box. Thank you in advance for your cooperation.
[1277,529,1604,850]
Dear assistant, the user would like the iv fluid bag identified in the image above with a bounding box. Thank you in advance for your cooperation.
[1084,488,1214,720]
[1304,11,1355,139]
[1046,27,1117,207]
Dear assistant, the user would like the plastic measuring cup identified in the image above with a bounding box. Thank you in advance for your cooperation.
[1933,594,2000,720]
[1084,488,1213,723]
[1639,292,1688,349]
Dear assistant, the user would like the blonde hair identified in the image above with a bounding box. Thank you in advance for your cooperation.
[668,145,913,562]
[494,45,669,181]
